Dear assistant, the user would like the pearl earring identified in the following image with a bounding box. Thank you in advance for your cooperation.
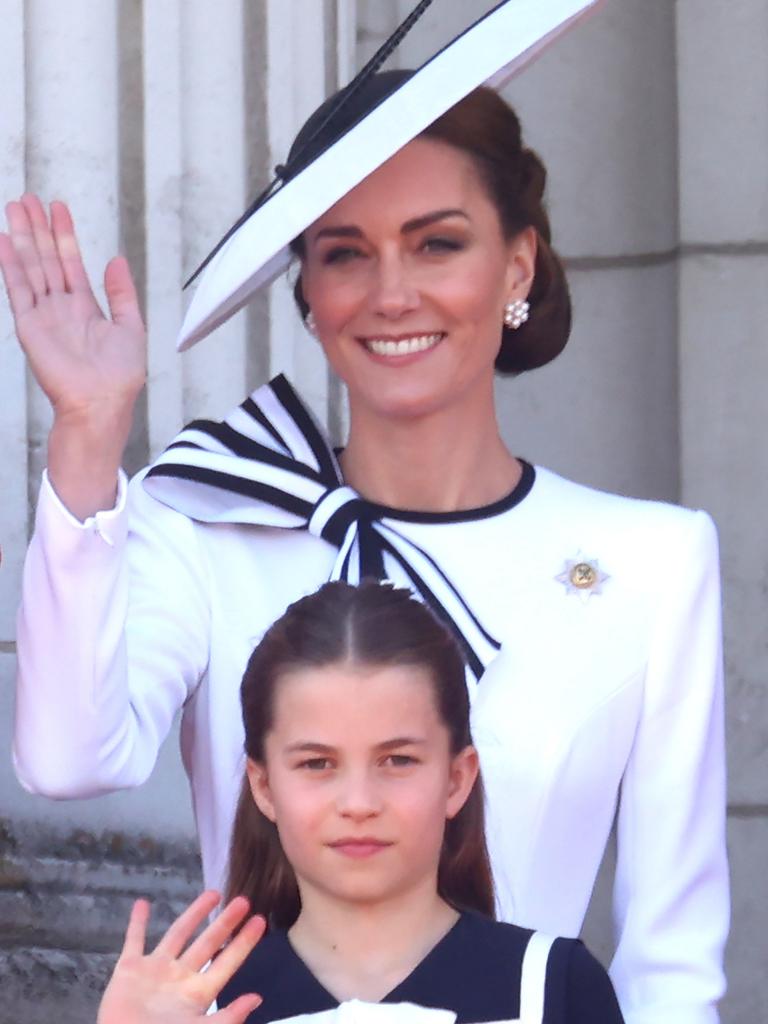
[503,298,530,330]
[305,311,317,335]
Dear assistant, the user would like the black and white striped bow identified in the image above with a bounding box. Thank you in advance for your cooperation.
[144,375,500,682]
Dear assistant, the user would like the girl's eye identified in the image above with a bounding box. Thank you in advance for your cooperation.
[298,757,333,771]
[422,236,465,254]
[383,754,417,768]
[322,246,364,265]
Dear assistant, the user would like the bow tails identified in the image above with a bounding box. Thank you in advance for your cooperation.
[144,375,500,683]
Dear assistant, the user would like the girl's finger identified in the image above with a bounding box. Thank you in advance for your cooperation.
[180,895,252,972]
[50,199,94,296]
[211,993,262,1024]
[120,898,151,959]
[6,199,48,300]
[21,194,66,294]
[199,914,267,995]
[0,232,35,320]
[152,890,222,960]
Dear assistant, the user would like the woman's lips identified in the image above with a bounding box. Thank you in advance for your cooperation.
[359,332,445,358]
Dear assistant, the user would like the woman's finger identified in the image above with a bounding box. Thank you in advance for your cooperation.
[104,255,144,331]
[211,993,263,1024]
[6,199,48,300]
[0,231,35,320]
[21,193,66,294]
[50,199,94,296]
[120,898,151,959]
[180,895,252,972]
[152,890,222,960]
[198,913,267,994]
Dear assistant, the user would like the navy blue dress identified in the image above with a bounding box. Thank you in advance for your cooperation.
[218,912,624,1024]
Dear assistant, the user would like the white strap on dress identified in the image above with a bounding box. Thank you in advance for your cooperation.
[518,932,556,1024]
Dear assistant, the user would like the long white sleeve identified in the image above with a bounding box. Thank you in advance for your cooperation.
[13,470,211,797]
[610,510,728,1024]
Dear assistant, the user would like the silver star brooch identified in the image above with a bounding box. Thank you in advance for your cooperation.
[555,553,610,602]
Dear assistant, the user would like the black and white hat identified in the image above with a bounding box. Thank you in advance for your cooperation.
[177,0,602,352]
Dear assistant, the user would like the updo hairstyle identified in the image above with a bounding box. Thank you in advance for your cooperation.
[420,88,571,374]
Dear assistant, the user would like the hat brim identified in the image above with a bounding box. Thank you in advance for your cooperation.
[177,0,602,352]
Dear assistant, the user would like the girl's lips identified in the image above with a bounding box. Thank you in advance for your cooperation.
[328,839,393,858]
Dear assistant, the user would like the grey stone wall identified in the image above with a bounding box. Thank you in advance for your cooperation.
[1,2,766,1022]
[0,820,201,1024]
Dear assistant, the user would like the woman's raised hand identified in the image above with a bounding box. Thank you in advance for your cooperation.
[0,194,146,418]
[0,195,148,517]
[97,891,266,1024]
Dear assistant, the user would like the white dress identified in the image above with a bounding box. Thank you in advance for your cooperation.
[13,376,728,1024]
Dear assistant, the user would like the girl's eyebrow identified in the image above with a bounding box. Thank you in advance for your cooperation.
[285,742,335,754]
[284,737,426,753]
[377,737,427,749]
[312,208,469,242]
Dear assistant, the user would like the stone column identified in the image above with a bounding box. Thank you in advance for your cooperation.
[677,3,768,1020]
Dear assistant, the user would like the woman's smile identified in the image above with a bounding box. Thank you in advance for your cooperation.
[300,136,533,422]
[359,331,446,361]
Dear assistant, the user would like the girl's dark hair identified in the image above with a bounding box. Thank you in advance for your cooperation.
[225,579,495,927]
[289,76,571,375]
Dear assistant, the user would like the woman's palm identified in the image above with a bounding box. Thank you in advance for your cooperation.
[0,195,146,418]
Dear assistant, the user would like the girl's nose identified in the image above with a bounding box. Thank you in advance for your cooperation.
[335,769,383,820]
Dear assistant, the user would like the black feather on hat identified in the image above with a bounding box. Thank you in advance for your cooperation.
[178,0,602,352]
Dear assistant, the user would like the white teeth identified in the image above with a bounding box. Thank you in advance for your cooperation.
[365,333,443,356]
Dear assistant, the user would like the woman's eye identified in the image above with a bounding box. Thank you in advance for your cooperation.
[322,246,363,265]
[422,236,465,254]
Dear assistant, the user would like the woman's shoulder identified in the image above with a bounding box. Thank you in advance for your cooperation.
[528,464,718,557]
[533,463,710,525]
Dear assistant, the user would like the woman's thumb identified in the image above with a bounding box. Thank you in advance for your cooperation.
[104,256,144,329]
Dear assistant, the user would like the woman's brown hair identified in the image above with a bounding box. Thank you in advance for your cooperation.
[289,71,571,375]
[225,579,495,928]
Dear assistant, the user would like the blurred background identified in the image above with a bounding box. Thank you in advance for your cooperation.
[0,1,765,1021]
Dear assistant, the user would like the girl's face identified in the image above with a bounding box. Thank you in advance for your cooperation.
[300,136,535,422]
[247,661,478,912]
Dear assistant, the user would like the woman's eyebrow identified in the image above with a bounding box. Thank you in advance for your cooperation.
[312,209,469,242]
[401,209,469,233]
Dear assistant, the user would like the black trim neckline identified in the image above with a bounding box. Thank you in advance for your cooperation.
[351,459,536,525]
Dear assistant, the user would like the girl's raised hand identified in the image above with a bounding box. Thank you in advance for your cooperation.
[97,891,266,1024]
[0,194,147,422]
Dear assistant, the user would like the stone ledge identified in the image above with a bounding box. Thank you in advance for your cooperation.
[0,818,202,954]
[0,947,116,1024]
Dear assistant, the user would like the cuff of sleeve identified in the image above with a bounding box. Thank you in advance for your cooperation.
[40,469,128,547]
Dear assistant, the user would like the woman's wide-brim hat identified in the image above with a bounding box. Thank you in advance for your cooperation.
[177,0,602,352]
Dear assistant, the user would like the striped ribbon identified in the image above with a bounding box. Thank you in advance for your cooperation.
[144,374,500,681]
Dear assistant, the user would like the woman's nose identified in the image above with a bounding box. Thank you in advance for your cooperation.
[369,253,419,319]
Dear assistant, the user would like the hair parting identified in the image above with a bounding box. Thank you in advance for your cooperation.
[225,579,495,928]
